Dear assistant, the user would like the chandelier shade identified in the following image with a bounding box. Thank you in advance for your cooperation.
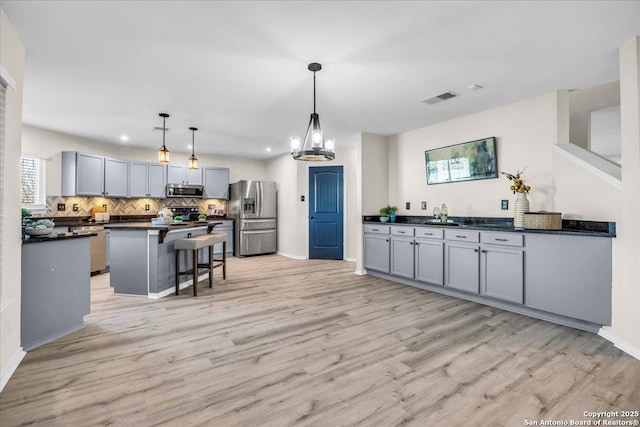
[290,63,335,161]
[157,113,170,164]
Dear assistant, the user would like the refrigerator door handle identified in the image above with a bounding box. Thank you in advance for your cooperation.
[241,229,275,235]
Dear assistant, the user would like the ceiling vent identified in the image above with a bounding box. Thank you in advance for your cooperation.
[421,91,460,105]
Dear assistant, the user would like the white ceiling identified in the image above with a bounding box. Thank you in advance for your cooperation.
[3,1,639,160]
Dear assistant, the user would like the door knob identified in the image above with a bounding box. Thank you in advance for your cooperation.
[309,216,315,219]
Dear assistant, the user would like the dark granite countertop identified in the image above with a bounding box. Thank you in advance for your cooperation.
[363,215,616,237]
[22,231,97,245]
[104,220,223,231]
[30,215,232,228]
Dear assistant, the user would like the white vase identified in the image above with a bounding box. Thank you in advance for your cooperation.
[514,192,530,229]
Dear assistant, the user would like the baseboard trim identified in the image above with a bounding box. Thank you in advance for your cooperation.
[346,258,357,262]
[277,251,307,260]
[598,328,640,360]
[149,273,210,299]
[354,268,367,275]
[0,347,26,392]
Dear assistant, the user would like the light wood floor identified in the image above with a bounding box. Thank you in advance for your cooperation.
[1,255,639,426]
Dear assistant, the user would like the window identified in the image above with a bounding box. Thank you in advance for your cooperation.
[21,155,47,211]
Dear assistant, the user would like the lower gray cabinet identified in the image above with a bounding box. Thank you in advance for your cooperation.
[525,234,611,325]
[444,242,480,294]
[390,236,414,279]
[364,234,390,273]
[415,239,444,286]
[480,245,523,303]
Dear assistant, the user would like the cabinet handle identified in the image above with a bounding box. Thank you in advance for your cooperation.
[456,235,467,238]
[424,232,433,235]
[410,242,414,245]
[372,228,379,231]
[494,238,508,242]
[398,231,405,234]
[474,249,479,252]
[385,239,389,242]
[481,250,487,253]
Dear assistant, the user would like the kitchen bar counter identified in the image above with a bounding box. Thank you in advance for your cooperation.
[107,222,224,298]
[22,231,97,244]
[363,215,616,237]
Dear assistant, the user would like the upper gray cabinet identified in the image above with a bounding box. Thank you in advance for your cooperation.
[62,152,128,197]
[203,167,230,199]
[167,165,202,185]
[129,161,166,198]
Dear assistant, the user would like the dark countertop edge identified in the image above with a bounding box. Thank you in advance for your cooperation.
[104,221,223,231]
[363,215,616,238]
[29,215,232,227]
[22,232,97,244]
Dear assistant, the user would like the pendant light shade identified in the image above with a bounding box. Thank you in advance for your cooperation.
[188,127,198,169]
[157,113,170,164]
[290,63,335,161]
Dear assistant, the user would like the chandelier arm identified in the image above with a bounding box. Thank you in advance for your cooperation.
[302,114,314,150]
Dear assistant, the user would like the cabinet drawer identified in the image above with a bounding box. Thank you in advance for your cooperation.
[445,229,480,243]
[415,228,444,239]
[364,224,390,235]
[391,226,414,237]
[481,232,524,247]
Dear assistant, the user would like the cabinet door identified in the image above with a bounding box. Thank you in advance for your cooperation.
[104,158,128,197]
[481,246,523,303]
[185,167,202,185]
[204,167,230,199]
[390,237,415,279]
[76,153,104,195]
[415,239,444,286]
[128,161,148,198]
[525,234,611,325]
[167,165,186,184]
[147,163,166,198]
[364,234,390,273]
[444,242,480,293]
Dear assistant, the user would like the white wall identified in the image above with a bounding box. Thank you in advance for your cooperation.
[569,81,620,149]
[265,153,299,258]
[21,124,268,196]
[0,7,26,392]
[590,105,622,164]
[388,93,558,218]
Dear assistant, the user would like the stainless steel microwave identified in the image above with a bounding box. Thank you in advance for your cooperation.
[166,184,204,198]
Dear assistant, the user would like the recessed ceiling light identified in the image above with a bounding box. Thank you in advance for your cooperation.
[468,84,484,91]
[121,135,129,141]
[266,147,271,152]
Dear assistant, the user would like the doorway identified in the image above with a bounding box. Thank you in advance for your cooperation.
[308,166,344,260]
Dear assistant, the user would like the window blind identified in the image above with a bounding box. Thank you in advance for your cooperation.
[21,156,46,206]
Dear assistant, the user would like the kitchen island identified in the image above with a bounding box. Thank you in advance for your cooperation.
[22,232,95,350]
[105,221,222,298]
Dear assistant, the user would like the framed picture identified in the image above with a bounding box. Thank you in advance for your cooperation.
[425,137,498,185]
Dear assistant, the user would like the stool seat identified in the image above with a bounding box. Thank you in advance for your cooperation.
[174,232,227,297]
[174,234,220,251]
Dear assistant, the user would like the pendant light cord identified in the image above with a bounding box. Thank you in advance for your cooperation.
[313,71,316,115]
[162,116,166,147]
[191,129,195,155]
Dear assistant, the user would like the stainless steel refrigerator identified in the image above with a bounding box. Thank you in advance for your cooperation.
[229,180,277,256]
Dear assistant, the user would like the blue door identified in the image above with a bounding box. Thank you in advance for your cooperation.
[309,166,343,260]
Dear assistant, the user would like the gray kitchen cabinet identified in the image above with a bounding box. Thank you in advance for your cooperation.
[480,245,523,303]
[167,165,203,185]
[213,220,234,256]
[104,157,128,197]
[364,234,390,273]
[390,236,415,279]
[62,152,128,197]
[203,167,230,199]
[129,161,166,198]
[444,242,480,294]
[415,239,444,286]
[525,234,611,325]
[73,152,104,196]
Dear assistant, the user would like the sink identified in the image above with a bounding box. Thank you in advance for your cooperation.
[423,220,459,226]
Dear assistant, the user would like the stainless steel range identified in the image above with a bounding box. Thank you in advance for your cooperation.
[168,206,201,221]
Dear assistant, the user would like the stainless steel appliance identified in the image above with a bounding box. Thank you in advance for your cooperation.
[166,183,204,198]
[229,180,277,256]
[70,225,106,273]
[168,206,201,220]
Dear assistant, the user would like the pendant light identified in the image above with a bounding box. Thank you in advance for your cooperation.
[188,127,198,169]
[157,113,170,164]
[290,63,335,161]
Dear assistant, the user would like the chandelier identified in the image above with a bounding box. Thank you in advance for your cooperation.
[290,63,335,161]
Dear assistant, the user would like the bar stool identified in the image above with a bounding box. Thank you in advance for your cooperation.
[174,233,227,297]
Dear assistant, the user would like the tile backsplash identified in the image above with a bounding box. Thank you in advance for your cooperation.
[44,196,227,217]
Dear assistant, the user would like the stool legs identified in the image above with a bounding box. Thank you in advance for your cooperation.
[222,241,227,279]
[208,245,213,289]
[175,250,180,295]
[192,249,198,297]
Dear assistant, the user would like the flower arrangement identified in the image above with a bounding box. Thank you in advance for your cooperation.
[501,168,531,194]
